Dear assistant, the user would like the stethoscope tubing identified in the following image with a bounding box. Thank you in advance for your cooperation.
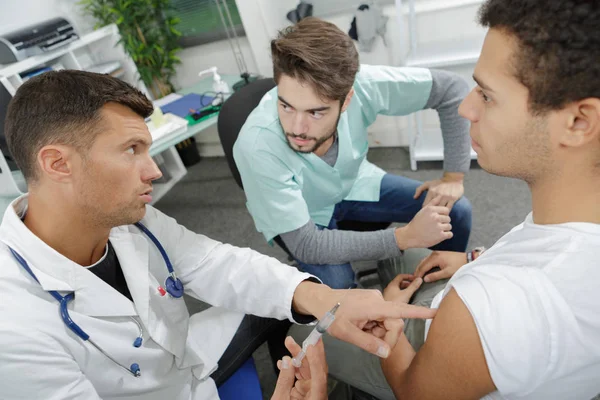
[7,222,181,378]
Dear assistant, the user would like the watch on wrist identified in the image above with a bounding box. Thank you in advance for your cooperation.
[467,246,486,263]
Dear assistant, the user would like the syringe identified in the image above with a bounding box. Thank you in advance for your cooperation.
[292,302,340,367]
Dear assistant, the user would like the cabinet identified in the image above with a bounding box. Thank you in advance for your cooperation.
[395,0,486,170]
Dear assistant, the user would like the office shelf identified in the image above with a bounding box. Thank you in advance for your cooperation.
[150,147,187,205]
[0,24,118,82]
[410,147,477,162]
[395,0,483,170]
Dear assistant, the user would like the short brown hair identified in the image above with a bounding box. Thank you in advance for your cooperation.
[478,0,599,114]
[5,70,153,182]
[271,17,359,102]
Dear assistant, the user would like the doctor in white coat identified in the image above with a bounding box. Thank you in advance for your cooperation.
[0,70,435,400]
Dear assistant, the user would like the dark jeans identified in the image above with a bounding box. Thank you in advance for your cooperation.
[210,315,291,387]
[296,173,472,289]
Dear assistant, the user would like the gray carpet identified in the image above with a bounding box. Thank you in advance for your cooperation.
[152,147,543,399]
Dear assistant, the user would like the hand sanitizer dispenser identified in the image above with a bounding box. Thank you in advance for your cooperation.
[198,67,230,95]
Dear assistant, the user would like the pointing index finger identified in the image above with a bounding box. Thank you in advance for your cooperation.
[374,302,437,321]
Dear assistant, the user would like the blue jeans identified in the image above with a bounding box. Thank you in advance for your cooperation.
[296,174,472,289]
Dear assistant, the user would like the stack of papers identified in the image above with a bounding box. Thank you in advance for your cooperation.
[146,113,189,142]
[153,93,182,108]
[87,61,122,75]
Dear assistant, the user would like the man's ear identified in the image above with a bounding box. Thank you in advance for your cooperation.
[560,98,600,148]
[341,88,355,113]
[37,145,75,183]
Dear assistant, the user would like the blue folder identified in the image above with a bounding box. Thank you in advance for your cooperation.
[159,93,215,118]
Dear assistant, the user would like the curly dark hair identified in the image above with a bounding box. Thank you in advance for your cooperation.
[479,0,600,114]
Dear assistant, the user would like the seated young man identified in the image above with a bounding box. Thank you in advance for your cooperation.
[234,17,473,289]
[289,0,600,398]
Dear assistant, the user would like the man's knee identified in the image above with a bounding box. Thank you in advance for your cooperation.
[287,325,396,400]
[450,196,472,228]
[301,263,356,289]
[327,267,357,289]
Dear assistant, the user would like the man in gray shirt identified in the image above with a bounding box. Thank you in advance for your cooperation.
[234,17,472,289]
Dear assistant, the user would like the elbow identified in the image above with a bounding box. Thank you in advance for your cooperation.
[453,75,470,99]
[290,237,332,265]
[279,237,308,264]
[287,246,319,265]
[434,69,470,103]
[443,70,470,101]
[279,230,326,265]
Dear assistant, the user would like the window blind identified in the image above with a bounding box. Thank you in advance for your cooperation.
[311,0,395,18]
[170,0,245,47]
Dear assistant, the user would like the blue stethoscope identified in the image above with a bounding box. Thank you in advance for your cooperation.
[8,222,184,378]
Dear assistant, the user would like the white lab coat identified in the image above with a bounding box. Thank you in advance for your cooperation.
[0,195,314,400]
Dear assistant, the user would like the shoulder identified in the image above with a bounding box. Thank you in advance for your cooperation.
[235,89,283,153]
[129,206,220,251]
[355,64,432,86]
[233,125,296,178]
[448,264,551,322]
[0,247,47,308]
[0,256,67,349]
[440,264,555,395]
[352,64,434,113]
[0,247,19,280]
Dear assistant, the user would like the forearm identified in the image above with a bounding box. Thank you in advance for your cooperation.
[381,332,417,399]
[292,281,339,320]
[280,220,401,265]
[181,242,315,322]
[443,171,465,182]
[426,69,471,174]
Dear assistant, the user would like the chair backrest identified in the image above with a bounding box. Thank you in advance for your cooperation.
[217,78,276,189]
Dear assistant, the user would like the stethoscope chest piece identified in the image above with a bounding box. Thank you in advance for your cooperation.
[165,274,184,298]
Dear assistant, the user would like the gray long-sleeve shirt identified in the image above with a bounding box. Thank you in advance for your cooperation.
[280,69,471,265]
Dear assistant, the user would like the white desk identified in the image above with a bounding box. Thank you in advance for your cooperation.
[0,74,242,215]
[147,74,239,203]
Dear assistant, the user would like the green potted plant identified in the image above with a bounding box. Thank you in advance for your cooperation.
[79,0,183,99]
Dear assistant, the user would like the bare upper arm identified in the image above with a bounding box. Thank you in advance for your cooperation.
[400,288,497,399]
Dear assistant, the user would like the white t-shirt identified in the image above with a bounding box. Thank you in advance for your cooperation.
[427,213,600,400]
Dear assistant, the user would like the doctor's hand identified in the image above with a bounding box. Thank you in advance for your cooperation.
[413,250,467,283]
[293,282,436,359]
[414,172,465,210]
[395,196,453,250]
[271,337,328,400]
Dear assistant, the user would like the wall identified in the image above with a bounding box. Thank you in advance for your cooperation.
[173,37,257,89]
[235,0,488,148]
[173,36,259,157]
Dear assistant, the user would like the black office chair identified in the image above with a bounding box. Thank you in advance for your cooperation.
[217,78,391,283]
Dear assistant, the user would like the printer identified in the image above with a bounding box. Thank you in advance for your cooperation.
[0,18,79,65]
